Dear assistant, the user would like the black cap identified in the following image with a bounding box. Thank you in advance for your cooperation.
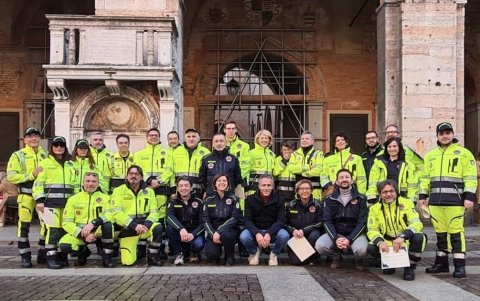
[52,136,66,145]
[185,128,198,134]
[24,127,41,137]
[75,139,89,148]
[436,122,454,133]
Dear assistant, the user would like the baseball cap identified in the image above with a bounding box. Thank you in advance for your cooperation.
[436,122,454,133]
[185,128,199,134]
[24,127,41,136]
[75,139,89,148]
[52,136,66,145]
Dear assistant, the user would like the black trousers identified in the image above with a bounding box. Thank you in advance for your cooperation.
[205,228,238,261]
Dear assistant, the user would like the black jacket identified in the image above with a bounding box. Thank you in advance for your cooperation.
[285,197,323,237]
[244,191,285,237]
[361,143,383,181]
[166,195,204,236]
[323,187,367,243]
[202,192,241,237]
[199,148,242,196]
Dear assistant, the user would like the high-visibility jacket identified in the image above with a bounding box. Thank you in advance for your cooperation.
[367,196,423,246]
[227,136,251,181]
[248,144,275,190]
[287,147,324,191]
[33,155,75,208]
[90,146,112,191]
[171,143,210,193]
[110,152,135,192]
[110,183,160,228]
[134,143,173,195]
[62,190,112,238]
[273,155,296,200]
[367,158,418,202]
[321,148,367,194]
[419,141,477,206]
[70,158,105,194]
[405,146,425,178]
[7,145,48,195]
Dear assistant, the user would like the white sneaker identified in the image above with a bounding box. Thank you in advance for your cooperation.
[174,253,184,266]
[268,253,278,266]
[248,249,261,266]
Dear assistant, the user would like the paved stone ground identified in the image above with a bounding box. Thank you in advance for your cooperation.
[1,224,480,301]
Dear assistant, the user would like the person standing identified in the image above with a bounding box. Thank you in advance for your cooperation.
[88,131,112,193]
[419,122,477,278]
[167,130,181,152]
[224,120,250,185]
[247,130,276,195]
[110,134,134,192]
[384,124,424,177]
[361,131,383,183]
[273,142,297,203]
[7,127,48,268]
[70,139,101,193]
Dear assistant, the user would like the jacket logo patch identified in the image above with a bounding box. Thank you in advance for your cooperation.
[454,150,460,155]
[96,197,102,203]
[75,210,81,216]
[225,198,232,205]
[350,199,358,205]
[208,163,215,169]
[309,206,316,213]
[237,144,242,148]
[399,204,404,210]
[200,151,205,155]
[192,201,198,208]
[143,190,148,195]
[226,156,232,162]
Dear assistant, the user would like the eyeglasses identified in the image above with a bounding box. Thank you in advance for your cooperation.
[380,190,396,195]
[365,136,377,140]
[298,187,312,191]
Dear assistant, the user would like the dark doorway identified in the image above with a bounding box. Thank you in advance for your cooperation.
[329,114,368,154]
[0,112,20,166]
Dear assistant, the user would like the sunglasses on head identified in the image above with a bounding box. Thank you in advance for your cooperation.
[52,143,65,147]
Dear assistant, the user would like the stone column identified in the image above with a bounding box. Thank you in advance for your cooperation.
[47,79,72,147]
[158,80,175,145]
[376,0,468,153]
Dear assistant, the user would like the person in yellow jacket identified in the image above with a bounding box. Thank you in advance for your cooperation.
[287,131,324,199]
[110,134,134,192]
[89,131,112,193]
[59,172,114,267]
[247,129,275,195]
[110,165,164,266]
[273,142,296,203]
[321,132,367,195]
[367,179,426,281]
[70,139,105,193]
[224,120,250,183]
[419,122,477,278]
[367,138,419,204]
[7,127,48,268]
[171,128,210,198]
[33,136,75,269]
[384,124,425,178]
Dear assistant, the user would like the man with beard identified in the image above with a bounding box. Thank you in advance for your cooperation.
[361,131,383,183]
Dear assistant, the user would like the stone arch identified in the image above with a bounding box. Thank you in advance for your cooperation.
[71,85,160,134]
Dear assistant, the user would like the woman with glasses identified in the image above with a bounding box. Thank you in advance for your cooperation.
[367,137,419,205]
[247,130,275,195]
[285,179,323,265]
[32,136,74,269]
[70,139,104,193]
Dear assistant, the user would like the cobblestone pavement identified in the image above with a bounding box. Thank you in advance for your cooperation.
[1,225,480,301]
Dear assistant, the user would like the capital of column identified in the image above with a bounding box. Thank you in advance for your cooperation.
[47,79,69,100]
[157,80,174,101]
[105,79,122,96]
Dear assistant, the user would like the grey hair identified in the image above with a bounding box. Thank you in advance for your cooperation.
[377,179,399,195]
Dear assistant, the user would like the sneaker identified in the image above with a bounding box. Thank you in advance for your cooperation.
[248,249,261,266]
[189,253,199,263]
[174,253,184,266]
[268,253,278,266]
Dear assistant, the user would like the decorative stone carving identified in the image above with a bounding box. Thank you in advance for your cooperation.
[105,79,121,96]
[158,81,174,101]
[244,0,282,26]
[47,79,69,100]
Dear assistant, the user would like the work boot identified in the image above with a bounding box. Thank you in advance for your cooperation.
[426,255,449,274]
[46,254,62,269]
[330,252,342,269]
[147,252,163,266]
[20,252,33,268]
[75,246,91,266]
[102,251,115,268]
[37,248,46,264]
[403,266,415,281]
[354,258,365,272]
[225,258,235,266]
[159,244,168,260]
[137,244,147,261]
[383,268,396,275]
[453,258,466,278]
[56,252,69,267]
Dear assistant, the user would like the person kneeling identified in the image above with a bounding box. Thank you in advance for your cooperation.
[367,180,426,281]
[59,172,115,267]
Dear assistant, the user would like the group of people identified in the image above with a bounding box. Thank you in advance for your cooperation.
[4,120,476,281]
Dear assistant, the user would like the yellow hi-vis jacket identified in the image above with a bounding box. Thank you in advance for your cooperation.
[110,151,135,192]
[171,143,210,191]
[69,158,106,194]
[248,144,275,189]
[134,143,173,192]
[227,135,251,181]
[7,145,48,195]
[90,146,112,191]
[321,148,367,194]
[287,147,324,191]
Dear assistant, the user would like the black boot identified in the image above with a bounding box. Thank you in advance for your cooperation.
[37,248,46,264]
[137,244,147,260]
[426,255,449,274]
[46,254,62,269]
[75,246,91,266]
[453,258,466,278]
[147,250,163,266]
[56,252,69,267]
[159,244,168,260]
[20,252,33,268]
[403,266,415,281]
[102,251,115,268]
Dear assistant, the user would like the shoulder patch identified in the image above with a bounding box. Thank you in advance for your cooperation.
[199,151,205,155]
[161,151,166,155]
[454,150,461,155]
[237,144,242,148]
